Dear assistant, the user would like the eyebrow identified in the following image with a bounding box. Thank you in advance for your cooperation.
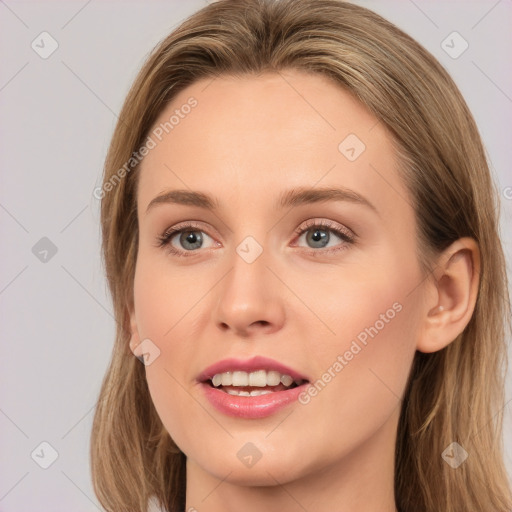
[277,186,377,213]
[145,186,377,215]
[146,189,218,214]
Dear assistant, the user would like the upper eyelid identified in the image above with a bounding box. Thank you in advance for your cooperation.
[295,218,354,236]
[162,220,215,237]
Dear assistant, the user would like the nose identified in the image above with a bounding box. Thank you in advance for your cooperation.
[212,246,286,338]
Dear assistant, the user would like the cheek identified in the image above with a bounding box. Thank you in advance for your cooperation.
[132,256,213,451]
[295,250,419,370]
[132,250,207,338]
[296,246,419,396]
[312,285,416,394]
[295,264,421,450]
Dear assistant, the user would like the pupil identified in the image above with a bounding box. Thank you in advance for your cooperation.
[308,229,329,248]
[181,231,202,250]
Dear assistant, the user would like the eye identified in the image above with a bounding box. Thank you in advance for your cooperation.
[156,221,217,257]
[293,219,355,254]
[156,218,356,258]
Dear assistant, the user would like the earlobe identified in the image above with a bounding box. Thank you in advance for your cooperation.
[417,238,480,354]
[128,305,142,357]
[129,332,143,357]
[129,330,146,363]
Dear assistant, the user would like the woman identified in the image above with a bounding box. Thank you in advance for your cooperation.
[90,1,512,511]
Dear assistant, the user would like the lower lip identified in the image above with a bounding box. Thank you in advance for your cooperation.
[200,382,308,419]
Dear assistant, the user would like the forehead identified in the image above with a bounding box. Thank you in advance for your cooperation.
[137,70,407,221]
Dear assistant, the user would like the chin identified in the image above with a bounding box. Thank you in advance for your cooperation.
[188,441,314,487]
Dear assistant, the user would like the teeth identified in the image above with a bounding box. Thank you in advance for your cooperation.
[281,374,294,387]
[249,369,266,387]
[210,370,301,388]
[226,389,274,396]
[221,372,232,386]
[267,371,281,386]
[232,371,249,386]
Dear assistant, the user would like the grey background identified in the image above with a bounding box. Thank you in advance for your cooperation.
[0,1,510,510]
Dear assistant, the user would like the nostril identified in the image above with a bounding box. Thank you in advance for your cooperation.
[249,320,269,328]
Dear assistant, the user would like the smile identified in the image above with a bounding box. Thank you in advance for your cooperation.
[198,357,310,418]
[210,369,306,396]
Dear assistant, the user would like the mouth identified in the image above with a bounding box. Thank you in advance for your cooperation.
[198,356,310,418]
[204,369,308,396]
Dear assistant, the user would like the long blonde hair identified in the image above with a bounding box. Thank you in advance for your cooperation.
[90,1,512,510]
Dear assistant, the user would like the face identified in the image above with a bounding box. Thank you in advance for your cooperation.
[130,70,425,486]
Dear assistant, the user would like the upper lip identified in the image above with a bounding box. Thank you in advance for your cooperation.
[197,356,310,383]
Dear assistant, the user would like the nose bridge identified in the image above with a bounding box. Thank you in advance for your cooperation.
[212,235,285,335]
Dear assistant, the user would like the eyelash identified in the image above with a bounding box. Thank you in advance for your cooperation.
[156,219,356,258]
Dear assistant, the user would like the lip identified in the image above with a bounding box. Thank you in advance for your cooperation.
[197,355,309,383]
[197,356,310,419]
[200,381,309,418]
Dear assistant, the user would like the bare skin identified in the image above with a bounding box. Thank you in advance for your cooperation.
[129,70,480,512]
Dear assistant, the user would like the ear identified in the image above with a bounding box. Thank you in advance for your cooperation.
[416,237,480,353]
[127,302,144,359]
